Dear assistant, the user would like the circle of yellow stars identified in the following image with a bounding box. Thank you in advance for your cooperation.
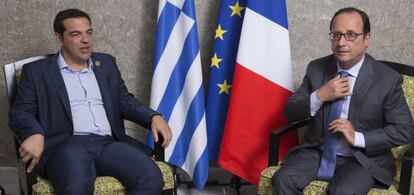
[211,1,245,95]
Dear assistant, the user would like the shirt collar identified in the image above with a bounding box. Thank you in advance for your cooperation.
[57,51,93,72]
[336,55,364,78]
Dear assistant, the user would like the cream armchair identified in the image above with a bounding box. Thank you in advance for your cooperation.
[4,55,175,195]
[258,60,414,195]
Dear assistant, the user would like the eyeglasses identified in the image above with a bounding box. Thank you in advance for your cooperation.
[329,32,365,42]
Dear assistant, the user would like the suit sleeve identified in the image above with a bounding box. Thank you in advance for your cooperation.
[9,65,45,141]
[111,57,156,129]
[284,64,312,123]
[364,75,414,155]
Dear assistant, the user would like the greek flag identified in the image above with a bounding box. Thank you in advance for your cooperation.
[149,0,208,189]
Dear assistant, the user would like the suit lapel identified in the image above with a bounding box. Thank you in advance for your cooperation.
[45,54,72,121]
[91,55,114,126]
[348,55,374,123]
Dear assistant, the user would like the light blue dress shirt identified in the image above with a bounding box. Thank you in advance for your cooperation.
[310,56,366,156]
[58,52,112,136]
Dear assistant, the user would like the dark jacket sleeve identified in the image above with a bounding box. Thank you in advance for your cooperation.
[9,64,45,141]
[284,63,312,123]
[109,56,156,129]
[364,74,414,155]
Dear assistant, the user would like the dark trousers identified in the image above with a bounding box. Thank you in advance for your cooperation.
[272,148,375,195]
[41,135,163,195]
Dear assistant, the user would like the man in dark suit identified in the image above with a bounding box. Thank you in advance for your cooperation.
[9,9,172,195]
[272,7,414,194]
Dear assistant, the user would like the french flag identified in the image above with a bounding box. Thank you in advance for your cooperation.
[218,0,297,185]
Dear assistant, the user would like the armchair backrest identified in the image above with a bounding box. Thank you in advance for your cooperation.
[3,55,52,195]
[4,55,52,105]
[376,61,414,195]
[379,61,414,161]
[379,61,414,117]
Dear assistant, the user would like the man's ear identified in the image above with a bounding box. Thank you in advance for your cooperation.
[55,32,64,47]
[364,32,371,48]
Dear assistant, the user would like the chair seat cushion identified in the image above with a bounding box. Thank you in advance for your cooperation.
[156,161,174,190]
[258,165,402,195]
[32,161,173,194]
[33,177,124,195]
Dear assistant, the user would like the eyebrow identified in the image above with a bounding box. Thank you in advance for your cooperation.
[332,30,361,34]
[68,28,93,35]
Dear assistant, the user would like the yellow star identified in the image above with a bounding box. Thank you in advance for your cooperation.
[214,25,227,40]
[211,53,223,69]
[229,1,245,17]
[217,80,232,95]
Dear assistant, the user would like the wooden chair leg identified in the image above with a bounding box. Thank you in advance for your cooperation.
[398,154,413,195]
[162,189,174,195]
[0,184,6,195]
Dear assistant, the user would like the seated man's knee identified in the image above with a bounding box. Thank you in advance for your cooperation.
[52,174,95,195]
[144,166,164,189]
[272,168,289,188]
[329,183,370,195]
[129,163,164,191]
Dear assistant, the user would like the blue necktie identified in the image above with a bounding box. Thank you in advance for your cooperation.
[317,71,350,180]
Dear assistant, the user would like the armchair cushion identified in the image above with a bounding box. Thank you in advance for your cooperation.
[258,165,403,195]
[33,177,123,195]
[32,161,173,194]
[402,75,414,119]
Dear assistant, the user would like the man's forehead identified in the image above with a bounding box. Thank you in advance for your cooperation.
[331,12,363,31]
[62,18,91,30]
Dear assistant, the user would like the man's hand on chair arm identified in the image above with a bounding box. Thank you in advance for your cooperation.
[19,134,44,173]
[151,115,172,148]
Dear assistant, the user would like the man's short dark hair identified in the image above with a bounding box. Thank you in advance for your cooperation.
[329,7,370,34]
[53,8,91,37]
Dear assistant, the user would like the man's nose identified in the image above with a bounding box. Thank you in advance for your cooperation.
[80,34,89,43]
[337,35,347,46]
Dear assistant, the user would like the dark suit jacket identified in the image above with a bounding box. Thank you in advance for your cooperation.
[285,54,414,186]
[9,52,155,175]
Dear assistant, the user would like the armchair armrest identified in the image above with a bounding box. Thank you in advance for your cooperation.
[268,119,310,166]
[398,144,414,195]
[0,183,5,195]
[153,133,165,161]
[8,127,37,195]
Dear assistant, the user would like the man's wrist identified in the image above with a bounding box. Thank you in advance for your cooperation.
[315,90,325,103]
[150,112,164,122]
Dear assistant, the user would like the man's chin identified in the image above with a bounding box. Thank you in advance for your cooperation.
[335,57,354,67]
[80,53,92,61]
[335,55,350,63]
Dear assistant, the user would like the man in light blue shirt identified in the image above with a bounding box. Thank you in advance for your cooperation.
[58,52,113,136]
[10,9,172,195]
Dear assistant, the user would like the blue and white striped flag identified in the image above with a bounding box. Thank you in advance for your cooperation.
[149,0,208,189]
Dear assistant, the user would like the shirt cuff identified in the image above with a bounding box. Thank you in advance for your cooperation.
[354,131,366,148]
[310,91,323,116]
[150,112,164,123]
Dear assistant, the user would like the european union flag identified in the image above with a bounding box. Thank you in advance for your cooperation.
[206,0,247,161]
